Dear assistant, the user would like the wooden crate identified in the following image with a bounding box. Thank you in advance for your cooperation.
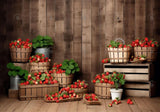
[103,63,155,82]
[29,62,50,73]
[19,83,59,101]
[124,81,157,97]
[13,63,30,71]
[8,89,18,98]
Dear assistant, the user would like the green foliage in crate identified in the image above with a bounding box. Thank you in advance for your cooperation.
[7,63,28,80]
[61,59,80,75]
[32,35,54,49]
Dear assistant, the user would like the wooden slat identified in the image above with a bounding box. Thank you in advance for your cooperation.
[73,0,82,74]
[64,0,73,59]
[30,0,39,38]
[38,0,46,36]
[54,0,65,64]
[105,0,114,57]
[125,74,149,81]
[124,0,135,43]
[114,0,124,39]
[135,0,146,37]
[104,68,149,73]
[125,90,149,97]
[125,83,150,89]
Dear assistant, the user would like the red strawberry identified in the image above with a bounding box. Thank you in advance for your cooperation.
[108,103,112,107]
[129,101,133,104]
[92,80,96,83]
[145,37,148,42]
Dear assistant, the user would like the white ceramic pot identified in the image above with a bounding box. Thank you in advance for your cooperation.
[110,88,123,100]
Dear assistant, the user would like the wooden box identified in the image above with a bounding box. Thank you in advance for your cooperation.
[103,63,155,82]
[124,81,157,97]
[8,89,18,98]
[29,62,50,73]
[19,83,59,101]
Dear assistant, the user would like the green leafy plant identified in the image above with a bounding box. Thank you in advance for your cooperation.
[61,59,80,75]
[109,71,125,89]
[32,35,54,49]
[7,63,29,80]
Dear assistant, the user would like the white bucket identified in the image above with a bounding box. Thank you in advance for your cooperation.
[110,88,123,100]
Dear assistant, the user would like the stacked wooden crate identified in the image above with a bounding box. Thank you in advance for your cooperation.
[103,63,157,97]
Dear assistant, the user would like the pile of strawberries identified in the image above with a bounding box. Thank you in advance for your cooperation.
[84,94,99,101]
[45,87,79,103]
[92,72,114,85]
[49,63,65,74]
[69,80,88,89]
[131,37,158,47]
[9,38,32,48]
[102,58,110,63]
[108,98,133,107]
[20,72,58,85]
[29,54,51,63]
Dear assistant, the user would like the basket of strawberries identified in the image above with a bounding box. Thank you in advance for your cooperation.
[83,94,101,105]
[49,59,80,87]
[9,38,32,62]
[69,80,88,97]
[44,87,82,103]
[19,72,59,100]
[131,37,158,62]
[29,54,51,73]
[93,71,124,99]
[107,38,131,63]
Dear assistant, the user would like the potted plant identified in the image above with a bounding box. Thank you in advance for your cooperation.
[9,38,32,62]
[131,37,158,62]
[32,35,54,58]
[7,63,29,90]
[49,59,80,87]
[110,72,125,100]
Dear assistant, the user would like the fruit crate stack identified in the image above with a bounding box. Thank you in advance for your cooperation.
[103,63,157,97]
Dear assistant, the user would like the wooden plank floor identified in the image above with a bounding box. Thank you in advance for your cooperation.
[0,95,160,112]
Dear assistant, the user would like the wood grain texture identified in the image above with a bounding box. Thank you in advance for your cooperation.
[0,0,160,94]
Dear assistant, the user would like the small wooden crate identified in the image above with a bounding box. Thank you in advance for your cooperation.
[10,48,32,62]
[104,63,155,82]
[134,47,158,62]
[8,89,18,98]
[94,83,115,99]
[51,73,73,87]
[13,63,30,71]
[108,47,131,63]
[19,83,59,101]
[29,62,50,73]
[124,81,157,97]
[83,95,101,105]
[72,88,87,98]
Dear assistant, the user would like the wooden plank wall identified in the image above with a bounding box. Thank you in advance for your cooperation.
[0,0,160,93]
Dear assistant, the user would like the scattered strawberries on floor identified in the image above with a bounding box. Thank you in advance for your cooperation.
[108,103,112,107]
[127,99,134,105]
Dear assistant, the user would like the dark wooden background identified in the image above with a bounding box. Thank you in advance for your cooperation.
[0,0,160,94]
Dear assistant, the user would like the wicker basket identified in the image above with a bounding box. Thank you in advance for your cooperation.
[29,62,50,73]
[71,88,87,98]
[10,48,32,62]
[95,83,115,99]
[51,73,73,87]
[19,83,59,101]
[83,95,101,105]
[108,47,131,63]
[44,97,82,103]
[134,47,158,62]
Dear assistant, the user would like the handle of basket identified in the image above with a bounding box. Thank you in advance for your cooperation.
[114,38,125,45]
